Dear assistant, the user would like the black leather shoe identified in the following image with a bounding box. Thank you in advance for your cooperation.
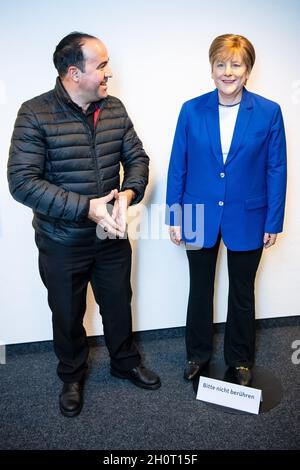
[110,365,161,390]
[59,381,84,417]
[233,367,252,386]
[184,360,209,380]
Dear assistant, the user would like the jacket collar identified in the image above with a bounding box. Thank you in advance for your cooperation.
[205,86,253,110]
[204,87,253,167]
[225,87,253,166]
[54,77,106,112]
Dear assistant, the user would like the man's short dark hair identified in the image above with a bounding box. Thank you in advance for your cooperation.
[53,32,97,77]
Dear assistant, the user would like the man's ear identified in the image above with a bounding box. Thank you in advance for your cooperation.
[68,66,80,82]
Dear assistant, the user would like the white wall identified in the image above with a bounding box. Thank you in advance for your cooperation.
[1,0,299,345]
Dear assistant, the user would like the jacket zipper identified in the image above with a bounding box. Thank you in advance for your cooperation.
[55,80,105,198]
[81,110,103,197]
[59,97,105,198]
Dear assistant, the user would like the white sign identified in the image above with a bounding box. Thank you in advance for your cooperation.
[196,376,262,415]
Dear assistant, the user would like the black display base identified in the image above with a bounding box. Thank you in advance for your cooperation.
[192,362,283,414]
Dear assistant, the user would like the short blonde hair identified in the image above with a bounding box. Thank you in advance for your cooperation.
[209,34,255,73]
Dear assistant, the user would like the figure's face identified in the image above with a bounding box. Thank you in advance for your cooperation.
[77,38,112,102]
[211,53,249,100]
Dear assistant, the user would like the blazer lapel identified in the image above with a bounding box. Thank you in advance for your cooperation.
[204,89,224,168]
[225,88,253,166]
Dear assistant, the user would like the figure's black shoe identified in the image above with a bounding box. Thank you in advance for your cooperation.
[184,360,209,380]
[233,367,253,386]
[59,381,84,417]
[110,365,161,390]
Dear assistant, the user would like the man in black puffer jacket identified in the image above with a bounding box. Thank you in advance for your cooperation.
[8,32,161,417]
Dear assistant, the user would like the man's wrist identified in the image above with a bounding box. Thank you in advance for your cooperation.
[122,189,135,206]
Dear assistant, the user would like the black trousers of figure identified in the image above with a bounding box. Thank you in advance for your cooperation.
[186,234,263,368]
[35,233,140,383]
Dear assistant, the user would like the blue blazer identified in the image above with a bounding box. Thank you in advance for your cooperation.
[165,88,287,250]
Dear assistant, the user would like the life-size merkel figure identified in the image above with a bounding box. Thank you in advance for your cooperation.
[166,34,287,386]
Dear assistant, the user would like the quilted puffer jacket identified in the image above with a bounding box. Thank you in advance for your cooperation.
[8,78,149,246]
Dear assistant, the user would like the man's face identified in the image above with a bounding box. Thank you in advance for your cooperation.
[77,38,112,102]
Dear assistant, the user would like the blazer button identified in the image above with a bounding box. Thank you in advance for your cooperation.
[218,201,224,206]
[220,172,225,178]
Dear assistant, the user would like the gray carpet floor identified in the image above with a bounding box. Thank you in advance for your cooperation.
[0,319,299,450]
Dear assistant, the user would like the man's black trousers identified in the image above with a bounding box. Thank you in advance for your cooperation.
[35,233,141,383]
[186,235,263,368]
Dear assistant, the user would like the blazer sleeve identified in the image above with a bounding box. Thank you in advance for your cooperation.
[165,103,188,226]
[265,105,287,233]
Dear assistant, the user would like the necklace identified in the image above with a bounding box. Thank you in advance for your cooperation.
[218,101,241,107]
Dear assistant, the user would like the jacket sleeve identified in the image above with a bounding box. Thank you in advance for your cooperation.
[165,103,188,226]
[120,112,149,205]
[264,105,287,233]
[7,103,90,222]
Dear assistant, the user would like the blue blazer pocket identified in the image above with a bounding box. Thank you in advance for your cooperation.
[245,195,267,210]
